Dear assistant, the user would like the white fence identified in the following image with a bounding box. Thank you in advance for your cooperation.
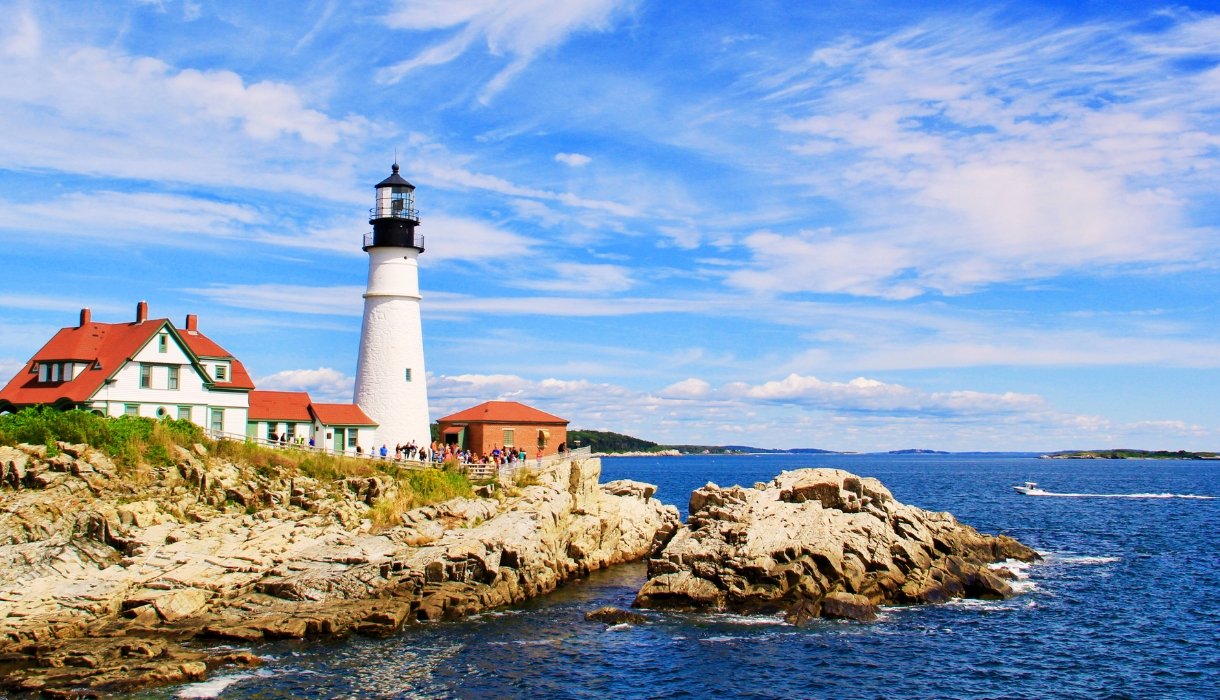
[202,429,591,481]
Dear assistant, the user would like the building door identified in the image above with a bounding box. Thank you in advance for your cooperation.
[333,428,345,452]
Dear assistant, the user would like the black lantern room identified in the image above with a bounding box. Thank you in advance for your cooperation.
[364,163,424,252]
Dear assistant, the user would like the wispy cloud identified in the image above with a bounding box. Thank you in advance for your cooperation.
[0,13,376,197]
[726,11,1220,298]
[555,152,592,167]
[378,0,637,103]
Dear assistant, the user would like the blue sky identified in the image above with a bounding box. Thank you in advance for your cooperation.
[1,0,1218,451]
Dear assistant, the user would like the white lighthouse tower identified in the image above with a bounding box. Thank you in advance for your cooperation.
[353,163,431,450]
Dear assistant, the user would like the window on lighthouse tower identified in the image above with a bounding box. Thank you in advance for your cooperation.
[394,190,412,216]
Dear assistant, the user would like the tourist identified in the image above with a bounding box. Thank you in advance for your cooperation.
[380,444,388,458]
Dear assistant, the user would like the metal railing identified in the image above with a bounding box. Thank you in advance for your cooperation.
[362,232,425,249]
[369,206,420,221]
[201,430,592,481]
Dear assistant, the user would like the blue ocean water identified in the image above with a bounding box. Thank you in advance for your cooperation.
[156,454,1220,699]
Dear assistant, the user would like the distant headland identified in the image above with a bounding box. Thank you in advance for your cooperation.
[1040,449,1219,460]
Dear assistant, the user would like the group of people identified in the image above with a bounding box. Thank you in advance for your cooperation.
[382,442,427,461]
[268,433,312,448]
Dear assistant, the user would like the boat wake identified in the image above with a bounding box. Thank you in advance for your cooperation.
[1022,490,1215,500]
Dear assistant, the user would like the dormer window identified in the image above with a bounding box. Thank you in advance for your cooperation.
[158,334,168,353]
[214,364,227,381]
[38,364,48,382]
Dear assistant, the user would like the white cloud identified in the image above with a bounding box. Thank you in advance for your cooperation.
[515,262,634,294]
[0,17,375,198]
[255,367,353,402]
[379,0,637,102]
[740,13,1220,298]
[722,373,1048,416]
[422,371,1190,451]
[0,191,261,246]
[659,378,712,399]
[555,152,592,167]
[185,284,364,316]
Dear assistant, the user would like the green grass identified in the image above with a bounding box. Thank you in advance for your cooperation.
[1,407,474,523]
[369,468,473,530]
[0,407,202,468]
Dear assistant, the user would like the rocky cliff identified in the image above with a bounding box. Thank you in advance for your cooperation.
[0,442,678,696]
[635,468,1037,622]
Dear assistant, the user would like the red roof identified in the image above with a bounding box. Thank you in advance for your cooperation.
[437,400,567,425]
[179,329,255,390]
[248,390,312,421]
[0,311,252,409]
[311,403,376,426]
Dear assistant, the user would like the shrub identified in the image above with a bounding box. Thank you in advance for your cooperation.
[0,408,202,468]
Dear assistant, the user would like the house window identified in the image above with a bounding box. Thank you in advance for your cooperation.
[267,422,278,441]
[158,334,168,353]
[124,404,139,417]
[210,408,224,434]
[38,364,48,382]
[404,368,412,382]
[214,365,227,381]
[168,365,179,390]
[139,364,152,389]
[50,363,61,382]
[502,428,515,447]
[287,423,298,439]
[347,429,358,448]
[177,405,191,421]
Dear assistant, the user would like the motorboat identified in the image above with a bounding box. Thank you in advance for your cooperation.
[1013,481,1045,495]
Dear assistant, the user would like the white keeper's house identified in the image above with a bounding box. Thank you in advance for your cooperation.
[0,302,377,454]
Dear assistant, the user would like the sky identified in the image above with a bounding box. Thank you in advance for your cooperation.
[0,0,1218,452]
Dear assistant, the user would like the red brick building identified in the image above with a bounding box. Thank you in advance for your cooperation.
[436,401,568,458]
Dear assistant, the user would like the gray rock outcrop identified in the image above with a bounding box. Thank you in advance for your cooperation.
[0,443,678,695]
[634,468,1037,622]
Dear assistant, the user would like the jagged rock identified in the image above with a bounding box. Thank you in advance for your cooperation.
[602,480,656,501]
[151,588,212,622]
[585,606,647,625]
[0,446,677,696]
[636,469,1038,621]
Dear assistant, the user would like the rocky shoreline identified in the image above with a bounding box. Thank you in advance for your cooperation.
[0,442,678,696]
[0,443,1041,697]
[636,468,1039,622]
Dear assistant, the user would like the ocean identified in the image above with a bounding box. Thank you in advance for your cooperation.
[151,453,1219,699]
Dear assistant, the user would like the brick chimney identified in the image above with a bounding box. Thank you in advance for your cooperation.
[185,314,198,332]
[136,300,148,323]
[79,308,91,327]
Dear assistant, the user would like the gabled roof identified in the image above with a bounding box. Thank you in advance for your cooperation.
[0,311,253,409]
[178,329,255,390]
[437,400,567,425]
[248,390,312,421]
[311,403,377,426]
[0,319,165,407]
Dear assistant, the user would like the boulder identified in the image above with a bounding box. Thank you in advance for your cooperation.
[585,606,647,625]
[636,468,1039,621]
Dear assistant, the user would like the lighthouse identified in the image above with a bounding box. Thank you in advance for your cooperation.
[353,163,431,451]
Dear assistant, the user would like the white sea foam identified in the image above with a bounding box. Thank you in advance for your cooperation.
[175,673,254,698]
[1025,490,1215,499]
[989,558,1038,593]
[606,622,632,632]
[1054,555,1121,565]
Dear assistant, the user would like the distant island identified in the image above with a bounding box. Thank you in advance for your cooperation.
[1041,449,1219,460]
[567,429,836,455]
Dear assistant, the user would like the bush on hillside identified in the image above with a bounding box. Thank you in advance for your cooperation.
[0,407,202,467]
